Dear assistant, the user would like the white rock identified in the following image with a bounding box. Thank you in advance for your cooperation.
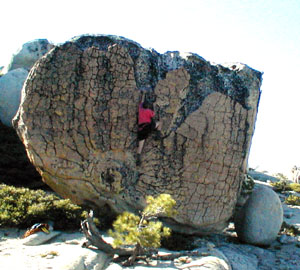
[6,39,54,72]
[0,68,28,126]
[106,263,123,270]
[22,230,61,246]
[59,247,109,270]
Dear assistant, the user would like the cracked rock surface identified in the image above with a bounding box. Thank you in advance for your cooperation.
[13,35,262,234]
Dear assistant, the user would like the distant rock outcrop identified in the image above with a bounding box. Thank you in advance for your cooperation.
[7,39,54,72]
[0,39,54,127]
[291,166,300,184]
[13,35,262,234]
[247,169,280,183]
[0,68,28,126]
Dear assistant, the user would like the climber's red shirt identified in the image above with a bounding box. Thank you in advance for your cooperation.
[138,102,155,124]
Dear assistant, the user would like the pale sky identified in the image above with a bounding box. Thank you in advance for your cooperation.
[1,0,299,177]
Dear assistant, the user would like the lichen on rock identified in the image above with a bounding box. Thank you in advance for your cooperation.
[13,35,262,234]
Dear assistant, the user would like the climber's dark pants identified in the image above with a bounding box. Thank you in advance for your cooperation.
[137,121,157,141]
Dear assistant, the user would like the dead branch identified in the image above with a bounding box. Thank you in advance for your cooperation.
[80,211,216,266]
[151,250,201,261]
[81,211,136,256]
[81,211,159,265]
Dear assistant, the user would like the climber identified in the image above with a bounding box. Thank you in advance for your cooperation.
[136,91,162,166]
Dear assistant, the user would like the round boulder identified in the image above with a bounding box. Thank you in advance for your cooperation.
[234,184,283,245]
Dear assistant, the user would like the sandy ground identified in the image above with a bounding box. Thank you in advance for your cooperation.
[0,229,94,270]
[0,229,228,270]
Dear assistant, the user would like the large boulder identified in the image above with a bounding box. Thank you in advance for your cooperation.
[234,184,283,245]
[0,68,28,126]
[13,35,262,234]
[6,39,54,72]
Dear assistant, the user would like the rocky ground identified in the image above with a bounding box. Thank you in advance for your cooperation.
[0,180,300,270]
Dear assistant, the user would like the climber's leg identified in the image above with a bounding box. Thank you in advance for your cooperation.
[153,121,163,140]
[155,121,162,131]
[137,139,145,155]
[136,140,145,166]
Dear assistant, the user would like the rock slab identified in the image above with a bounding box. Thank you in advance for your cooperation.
[13,35,262,234]
[234,184,283,245]
[247,169,279,183]
[22,230,61,246]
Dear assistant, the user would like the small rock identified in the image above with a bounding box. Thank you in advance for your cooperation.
[106,263,123,270]
[65,240,81,245]
[278,235,297,244]
[59,247,109,270]
[284,213,294,219]
[182,256,231,270]
[22,231,61,246]
[174,256,192,264]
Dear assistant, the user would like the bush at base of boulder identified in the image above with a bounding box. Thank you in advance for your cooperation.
[0,184,89,230]
[234,184,283,246]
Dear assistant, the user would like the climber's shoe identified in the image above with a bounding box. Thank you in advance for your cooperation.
[154,131,163,141]
[136,154,141,166]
